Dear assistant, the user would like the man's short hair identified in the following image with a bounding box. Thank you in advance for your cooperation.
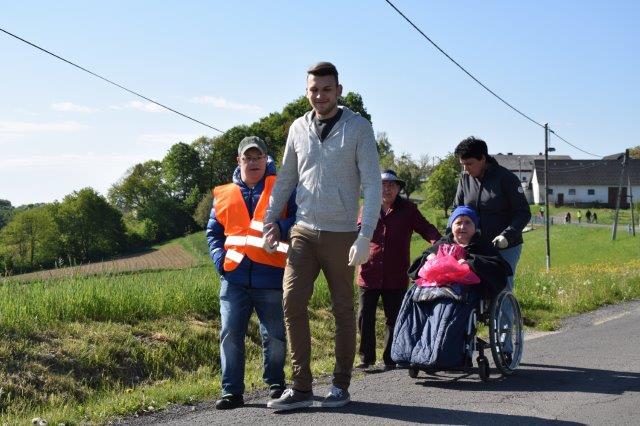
[454,136,488,160]
[307,61,339,85]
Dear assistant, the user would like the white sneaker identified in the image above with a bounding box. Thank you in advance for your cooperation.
[319,385,350,408]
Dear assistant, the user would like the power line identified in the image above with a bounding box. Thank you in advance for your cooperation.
[383,0,604,159]
[549,129,601,158]
[0,27,225,134]
[384,0,544,129]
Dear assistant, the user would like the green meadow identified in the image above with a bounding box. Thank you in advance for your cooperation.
[1,218,639,424]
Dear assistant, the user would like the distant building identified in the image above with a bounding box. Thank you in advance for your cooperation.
[493,153,572,203]
[530,158,640,207]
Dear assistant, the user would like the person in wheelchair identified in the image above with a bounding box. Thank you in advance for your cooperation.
[391,206,512,373]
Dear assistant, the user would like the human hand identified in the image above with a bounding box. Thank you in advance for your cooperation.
[348,235,371,266]
[262,222,281,253]
[492,235,508,249]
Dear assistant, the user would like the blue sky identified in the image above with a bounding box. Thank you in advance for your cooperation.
[1,1,639,206]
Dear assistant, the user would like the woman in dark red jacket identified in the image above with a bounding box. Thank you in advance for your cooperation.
[356,169,441,370]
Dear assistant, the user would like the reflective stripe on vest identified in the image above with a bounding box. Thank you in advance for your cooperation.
[213,175,288,271]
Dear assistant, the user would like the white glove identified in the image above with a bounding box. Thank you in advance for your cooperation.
[348,235,371,266]
[492,235,508,249]
[262,223,280,254]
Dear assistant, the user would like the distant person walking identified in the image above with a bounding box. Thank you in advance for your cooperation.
[586,210,592,223]
[592,212,598,223]
[356,169,441,371]
[565,212,572,224]
[263,61,381,410]
[577,210,582,223]
[453,136,531,290]
[206,136,297,410]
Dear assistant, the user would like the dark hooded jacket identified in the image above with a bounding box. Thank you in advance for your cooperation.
[408,232,512,296]
[206,158,297,289]
[454,156,531,248]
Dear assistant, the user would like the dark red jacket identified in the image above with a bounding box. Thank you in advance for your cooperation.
[357,197,441,290]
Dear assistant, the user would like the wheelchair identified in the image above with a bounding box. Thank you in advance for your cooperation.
[406,288,524,382]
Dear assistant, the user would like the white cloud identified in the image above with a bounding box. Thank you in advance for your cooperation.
[110,100,165,113]
[190,95,262,114]
[51,101,97,113]
[14,107,39,116]
[0,121,89,133]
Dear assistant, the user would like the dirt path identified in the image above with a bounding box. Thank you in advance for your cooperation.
[3,244,198,282]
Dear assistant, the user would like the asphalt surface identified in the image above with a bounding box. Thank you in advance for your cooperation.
[123,300,640,425]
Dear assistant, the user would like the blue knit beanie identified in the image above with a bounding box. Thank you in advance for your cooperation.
[448,206,480,229]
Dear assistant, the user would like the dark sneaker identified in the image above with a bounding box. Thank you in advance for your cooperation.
[215,394,244,410]
[269,385,285,399]
[355,362,371,369]
[383,364,396,371]
[266,388,313,410]
[320,385,350,408]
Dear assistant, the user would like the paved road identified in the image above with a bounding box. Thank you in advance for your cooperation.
[125,300,640,425]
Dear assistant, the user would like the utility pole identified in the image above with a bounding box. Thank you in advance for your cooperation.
[544,124,551,271]
[628,151,635,237]
[611,149,628,241]
[519,157,522,182]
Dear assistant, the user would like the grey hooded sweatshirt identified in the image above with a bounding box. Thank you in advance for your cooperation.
[265,106,381,239]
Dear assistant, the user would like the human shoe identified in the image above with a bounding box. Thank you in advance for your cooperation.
[268,384,285,399]
[383,364,396,371]
[215,394,244,410]
[320,385,350,408]
[355,362,370,369]
[266,388,313,411]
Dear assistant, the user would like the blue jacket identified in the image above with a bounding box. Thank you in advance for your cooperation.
[206,158,297,289]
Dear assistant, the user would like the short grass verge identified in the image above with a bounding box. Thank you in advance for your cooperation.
[1,223,639,424]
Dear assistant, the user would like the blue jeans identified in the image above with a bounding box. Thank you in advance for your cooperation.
[498,244,523,354]
[219,276,286,396]
[500,244,523,291]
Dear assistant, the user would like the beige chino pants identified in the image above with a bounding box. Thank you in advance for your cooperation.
[282,224,357,392]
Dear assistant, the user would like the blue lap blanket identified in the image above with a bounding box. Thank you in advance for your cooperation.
[391,284,480,369]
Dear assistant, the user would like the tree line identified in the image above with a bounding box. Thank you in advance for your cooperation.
[2,93,458,276]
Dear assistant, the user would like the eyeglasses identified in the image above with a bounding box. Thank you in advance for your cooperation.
[240,155,266,164]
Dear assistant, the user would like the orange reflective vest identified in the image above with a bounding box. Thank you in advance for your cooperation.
[213,175,289,271]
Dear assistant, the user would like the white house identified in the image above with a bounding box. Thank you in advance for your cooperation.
[530,158,640,207]
[494,153,571,203]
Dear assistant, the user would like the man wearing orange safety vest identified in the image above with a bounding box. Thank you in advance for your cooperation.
[206,136,297,410]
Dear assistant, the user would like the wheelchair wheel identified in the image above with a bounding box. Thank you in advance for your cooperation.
[408,367,419,379]
[489,290,524,376]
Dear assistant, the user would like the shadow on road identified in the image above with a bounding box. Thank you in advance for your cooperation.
[273,400,581,425]
[413,362,640,395]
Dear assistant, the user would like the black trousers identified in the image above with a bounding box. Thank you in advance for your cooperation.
[357,287,406,366]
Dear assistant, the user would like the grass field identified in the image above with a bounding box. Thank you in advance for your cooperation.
[1,216,639,424]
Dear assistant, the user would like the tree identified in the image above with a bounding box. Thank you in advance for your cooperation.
[394,153,432,199]
[630,145,640,159]
[0,204,60,270]
[0,199,13,230]
[376,132,395,170]
[425,154,461,217]
[108,160,166,215]
[340,92,372,123]
[56,188,126,262]
[193,193,213,229]
[162,142,204,203]
[137,193,194,241]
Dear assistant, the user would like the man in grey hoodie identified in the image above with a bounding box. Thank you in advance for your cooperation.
[264,62,381,410]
